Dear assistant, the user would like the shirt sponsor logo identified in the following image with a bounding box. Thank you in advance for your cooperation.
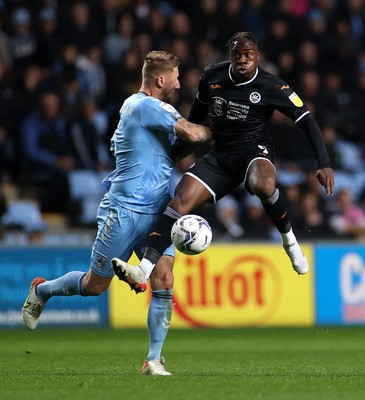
[227,101,249,121]
[249,92,261,104]
[213,97,250,120]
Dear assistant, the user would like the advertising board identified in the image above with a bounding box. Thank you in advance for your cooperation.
[0,248,108,327]
[110,244,314,328]
[316,245,365,325]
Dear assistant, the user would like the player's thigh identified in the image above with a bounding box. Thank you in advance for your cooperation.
[90,198,141,278]
[183,152,238,204]
[171,174,212,214]
[246,157,276,197]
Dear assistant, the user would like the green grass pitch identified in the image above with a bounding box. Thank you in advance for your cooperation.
[1,327,365,400]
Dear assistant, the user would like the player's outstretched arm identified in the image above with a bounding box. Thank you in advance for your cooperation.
[296,114,334,196]
[175,117,212,143]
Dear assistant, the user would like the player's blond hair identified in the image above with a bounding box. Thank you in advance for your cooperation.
[142,51,180,81]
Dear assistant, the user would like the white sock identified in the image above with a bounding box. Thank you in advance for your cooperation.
[280,228,296,245]
[139,259,155,279]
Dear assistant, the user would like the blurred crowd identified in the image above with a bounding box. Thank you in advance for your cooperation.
[1,0,365,242]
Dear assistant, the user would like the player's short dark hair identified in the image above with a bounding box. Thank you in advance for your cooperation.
[226,32,262,53]
[142,51,180,81]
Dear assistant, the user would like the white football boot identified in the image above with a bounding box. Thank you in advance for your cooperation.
[22,277,47,330]
[111,258,147,293]
[141,358,172,376]
[283,242,309,275]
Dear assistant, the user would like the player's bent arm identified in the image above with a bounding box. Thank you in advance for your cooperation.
[175,117,212,143]
[171,139,203,162]
[188,96,210,124]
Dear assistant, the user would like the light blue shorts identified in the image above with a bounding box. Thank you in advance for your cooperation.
[90,195,174,278]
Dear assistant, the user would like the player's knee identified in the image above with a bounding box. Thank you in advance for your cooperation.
[171,192,190,214]
[249,176,276,199]
[161,271,174,289]
[150,271,174,290]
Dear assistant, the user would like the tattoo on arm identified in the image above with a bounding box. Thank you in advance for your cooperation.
[175,118,212,143]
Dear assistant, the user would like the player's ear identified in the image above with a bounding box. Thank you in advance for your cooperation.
[156,75,164,88]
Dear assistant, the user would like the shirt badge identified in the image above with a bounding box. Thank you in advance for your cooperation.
[249,92,261,103]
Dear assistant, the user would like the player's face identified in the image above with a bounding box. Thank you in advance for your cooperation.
[230,39,260,82]
[161,67,180,103]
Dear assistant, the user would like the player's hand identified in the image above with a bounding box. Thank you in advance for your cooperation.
[316,167,334,196]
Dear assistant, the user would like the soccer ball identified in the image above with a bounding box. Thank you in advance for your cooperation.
[171,214,212,255]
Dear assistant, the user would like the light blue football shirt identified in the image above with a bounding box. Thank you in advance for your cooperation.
[102,92,181,214]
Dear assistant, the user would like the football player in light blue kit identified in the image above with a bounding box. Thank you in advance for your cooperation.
[22,51,212,376]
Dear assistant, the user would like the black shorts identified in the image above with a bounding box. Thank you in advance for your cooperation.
[186,145,275,202]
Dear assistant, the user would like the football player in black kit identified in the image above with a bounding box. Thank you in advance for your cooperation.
[112,32,335,292]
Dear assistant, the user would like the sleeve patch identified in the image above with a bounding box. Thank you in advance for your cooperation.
[160,102,177,113]
[159,102,181,120]
[289,92,304,107]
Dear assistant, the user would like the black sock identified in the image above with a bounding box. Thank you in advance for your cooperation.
[261,189,291,233]
[144,207,181,262]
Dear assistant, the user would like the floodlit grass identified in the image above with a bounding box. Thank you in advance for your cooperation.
[1,327,365,400]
